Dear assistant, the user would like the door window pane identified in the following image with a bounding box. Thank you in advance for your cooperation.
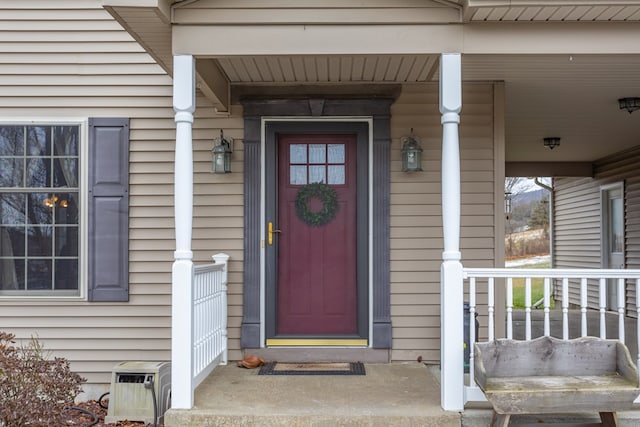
[309,144,326,164]
[309,166,326,184]
[328,165,345,185]
[290,166,307,185]
[290,144,307,164]
[328,144,345,163]
[610,197,623,253]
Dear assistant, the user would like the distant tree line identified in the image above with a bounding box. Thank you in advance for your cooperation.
[505,177,550,258]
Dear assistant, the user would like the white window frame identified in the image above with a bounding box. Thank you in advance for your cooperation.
[0,118,88,300]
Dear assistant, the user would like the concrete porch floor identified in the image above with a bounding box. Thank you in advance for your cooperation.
[164,362,640,427]
[165,363,460,427]
[165,310,640,426]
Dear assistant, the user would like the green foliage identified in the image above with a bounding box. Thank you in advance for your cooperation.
[528,199,550,231]
[511,261,555,309]
[0,331,85,427]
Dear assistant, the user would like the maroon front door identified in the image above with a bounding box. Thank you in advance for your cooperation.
[276,134,357,335]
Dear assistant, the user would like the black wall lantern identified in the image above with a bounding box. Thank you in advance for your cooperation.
[543,137,561,150]
[618,97,640,114]
[401,129,423,173]
[212,129,233,174]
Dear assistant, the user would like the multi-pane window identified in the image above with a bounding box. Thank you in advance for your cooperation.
[0,125,80,295]
[289,143,346,186]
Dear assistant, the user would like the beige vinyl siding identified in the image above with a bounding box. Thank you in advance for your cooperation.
[173,0,461,25]
[0,0,243,387]
[0,1,497,383]
[389,83,495,363]
[554,146,640,313]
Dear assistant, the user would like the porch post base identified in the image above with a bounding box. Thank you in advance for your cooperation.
[240,322,261,348]
[372,321,393,348]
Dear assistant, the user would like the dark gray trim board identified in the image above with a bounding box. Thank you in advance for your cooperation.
[506,162,593,177]
[240,98,394,352]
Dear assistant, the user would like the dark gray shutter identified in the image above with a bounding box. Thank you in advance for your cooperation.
[88,118,129,302]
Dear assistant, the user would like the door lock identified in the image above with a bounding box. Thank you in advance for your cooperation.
[268,221,282,245]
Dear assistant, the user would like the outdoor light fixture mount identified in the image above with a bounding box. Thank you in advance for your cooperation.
[618,97,640,114]
[401,129,423,173]
[543,137,561,150]
[212,129,233,174]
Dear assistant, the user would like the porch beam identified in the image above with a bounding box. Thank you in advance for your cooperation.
[506,161,594,177]
[440,53,464,412]
[171,54,196,410]
[173,22,640,56]
[195,59,230,112]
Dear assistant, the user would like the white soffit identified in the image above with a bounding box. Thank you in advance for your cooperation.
[216,55,441,84]
[467,4,640,22]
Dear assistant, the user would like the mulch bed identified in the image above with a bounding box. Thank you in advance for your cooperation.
[64,400,163,427]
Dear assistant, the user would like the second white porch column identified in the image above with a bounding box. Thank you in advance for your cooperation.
[171,54,196,409]
[439,53,464,411]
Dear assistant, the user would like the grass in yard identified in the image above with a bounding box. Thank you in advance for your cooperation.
[510,261,555,309]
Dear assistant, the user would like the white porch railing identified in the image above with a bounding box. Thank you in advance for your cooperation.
[192,253,229,388]
[461,268,640,404]
[172,253,230,409]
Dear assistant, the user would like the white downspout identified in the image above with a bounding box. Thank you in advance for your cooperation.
[440,53,464,411]
[171,54,196,409]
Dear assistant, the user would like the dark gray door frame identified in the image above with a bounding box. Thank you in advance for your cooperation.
[264,121,369,340]
[241,98,393,350]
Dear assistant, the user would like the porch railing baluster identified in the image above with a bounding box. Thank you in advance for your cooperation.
[618,278,626,344]
[469,278,476,384]
[506,277,513,339]
[562,278,569,340]
[581,278,588,337]
[599,278,607,339]
[543,277,551,337]
[525,277,531,341]
[488,277,495,341]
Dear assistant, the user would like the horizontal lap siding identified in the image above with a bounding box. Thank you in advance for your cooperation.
[0,0,243,388]
[554,147,640,314]
[390,83,494,363]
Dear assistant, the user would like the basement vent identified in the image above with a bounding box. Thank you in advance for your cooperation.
[105,361,171,425]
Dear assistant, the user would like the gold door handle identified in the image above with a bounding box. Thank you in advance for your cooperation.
[268,221,282,245]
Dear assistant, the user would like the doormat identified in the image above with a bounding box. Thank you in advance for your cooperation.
[258,362,365,376]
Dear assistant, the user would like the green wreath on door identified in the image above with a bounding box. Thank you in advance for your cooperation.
[295,182,339,226]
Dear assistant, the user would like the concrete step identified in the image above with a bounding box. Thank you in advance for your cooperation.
[165,411,460,427]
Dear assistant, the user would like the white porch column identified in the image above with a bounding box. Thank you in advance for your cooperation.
[171,54,196,409]
[439,53,464,411]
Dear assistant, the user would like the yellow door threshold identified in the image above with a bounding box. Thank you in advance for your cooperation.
[266,338,368,347]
